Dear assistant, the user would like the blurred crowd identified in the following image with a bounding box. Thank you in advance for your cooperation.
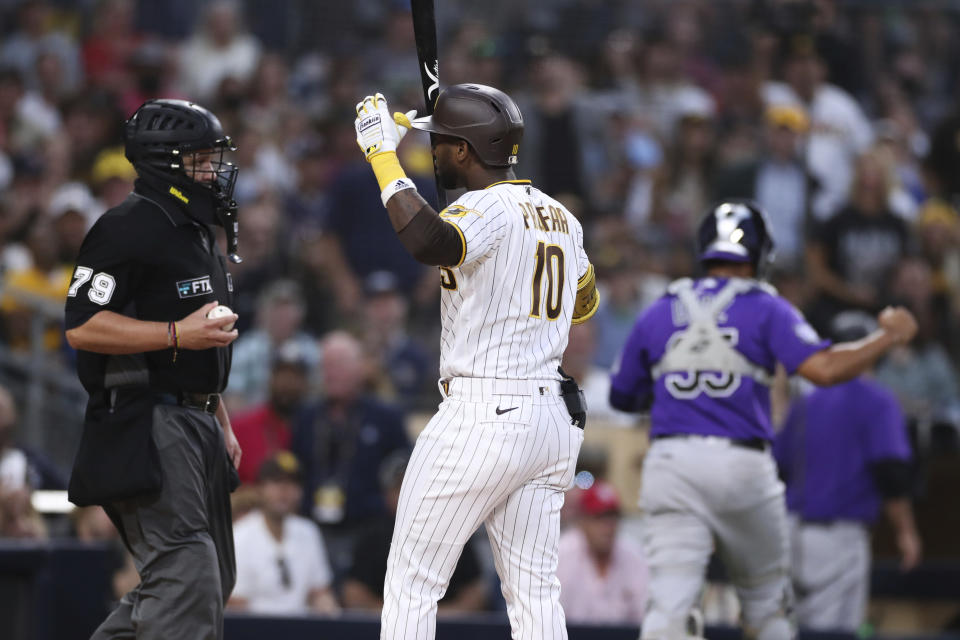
[1,0,960,627]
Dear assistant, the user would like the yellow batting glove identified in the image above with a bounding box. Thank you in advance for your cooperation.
[393,109,418,139]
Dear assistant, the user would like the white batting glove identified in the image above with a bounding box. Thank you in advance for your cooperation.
[354,93,417,160]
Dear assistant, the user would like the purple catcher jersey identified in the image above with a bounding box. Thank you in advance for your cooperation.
[610,277,829,441]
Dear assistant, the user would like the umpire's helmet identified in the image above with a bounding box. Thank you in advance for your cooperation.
[697,200,775,274]
[124,99,238,202]
[411,84,523,167]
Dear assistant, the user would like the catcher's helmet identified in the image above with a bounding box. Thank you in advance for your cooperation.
[697,200,775,273]
[124,99,238,202]
[411,84,523,167]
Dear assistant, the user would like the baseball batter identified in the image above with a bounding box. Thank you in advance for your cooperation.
[353,84,599,640]
[609,202,917,640]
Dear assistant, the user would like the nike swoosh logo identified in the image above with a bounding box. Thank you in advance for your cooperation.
[495,406,518,415]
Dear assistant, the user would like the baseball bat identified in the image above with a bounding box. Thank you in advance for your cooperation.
[410,0,446,208]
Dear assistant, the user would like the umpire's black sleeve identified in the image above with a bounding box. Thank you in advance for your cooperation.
[65,213,143,329]
[397,206,464,267]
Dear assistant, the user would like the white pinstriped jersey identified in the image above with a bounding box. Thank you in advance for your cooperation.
[436,179,590,381]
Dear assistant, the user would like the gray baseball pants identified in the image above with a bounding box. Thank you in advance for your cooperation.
[789,516,870,631]
[638,437,793,640]
[90,404,236,640]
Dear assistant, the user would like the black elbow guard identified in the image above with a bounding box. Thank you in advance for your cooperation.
[871,459,911,499]
[397,207,465,267]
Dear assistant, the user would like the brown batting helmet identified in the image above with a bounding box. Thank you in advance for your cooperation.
[411,84,524,167]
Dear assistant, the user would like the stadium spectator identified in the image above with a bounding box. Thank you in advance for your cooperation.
[322,157,435,300]
[81,0,145,93]
[914,200,960,352]
[0,0,82,93]
[291,331,410,584]
[612,109,664,231]
[48,182,101,262]
[556,480,648,625]
[871,111,927,220]
[242,53,302,149]
[628,25,717,141]
[0,66,59,158]
[561,321,635,427]
[226,279,319,410]
[652,90,717,239]
[71,505,118,542]
[60,92,124,180]
[361,271,431,409]
[712,32,765,165]
[231,341,311,484]
[89,147,136,209]
[290,230,356,336]
[225,197,290,328]
[0,385,64,491]
[711,105,813,268]
[231,124,297,203]
[0,483,46,538]
[229,452,338,615]
[925,100,960,206]
[0,383,45,539]
[342,452,487,613]
[514,53,598,205]
[0,215,72,352]
[283,138,333,240]
[115,41,181,117]
[590,248,648,370]
[774,314,922,631]
[360,9,421,101]
[176,0,261,103]
[806,151,912,331]
[875,258,960,424]
[764,32,873,220]
[0,385,28,490]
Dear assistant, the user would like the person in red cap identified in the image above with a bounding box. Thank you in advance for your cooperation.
[556,480,649,626]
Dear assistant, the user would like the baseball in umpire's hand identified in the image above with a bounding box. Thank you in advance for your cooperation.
[877,306,918,345]
[206,304,235,331]
[177,301,239,349]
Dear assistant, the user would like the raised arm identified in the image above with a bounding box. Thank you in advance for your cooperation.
[796,306,917,386]
[354,93,463,267]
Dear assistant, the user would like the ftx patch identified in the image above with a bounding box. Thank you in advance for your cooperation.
[177,275,213,298]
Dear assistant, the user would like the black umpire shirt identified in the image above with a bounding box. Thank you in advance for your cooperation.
[65,177,234,505]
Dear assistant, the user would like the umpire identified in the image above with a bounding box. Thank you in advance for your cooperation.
[65,99,243,640]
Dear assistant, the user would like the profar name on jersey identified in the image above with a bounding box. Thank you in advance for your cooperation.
[519,202,569,234]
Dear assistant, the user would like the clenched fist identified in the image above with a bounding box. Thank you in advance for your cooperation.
[877,306,918,345]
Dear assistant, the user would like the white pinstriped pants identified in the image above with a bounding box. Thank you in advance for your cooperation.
[381,377,583,640]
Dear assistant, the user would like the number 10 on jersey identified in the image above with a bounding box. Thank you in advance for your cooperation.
[530,241,564,320]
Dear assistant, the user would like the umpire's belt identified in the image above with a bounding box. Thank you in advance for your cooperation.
[439,377,561,403]
[156,391,220,414]
[652,433,768,452]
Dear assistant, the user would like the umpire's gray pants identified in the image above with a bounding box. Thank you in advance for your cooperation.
[789,516,869,631]
[91,404,236,640]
